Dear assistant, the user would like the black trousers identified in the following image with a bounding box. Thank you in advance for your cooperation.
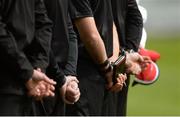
[0,94,34,116]
[100,75,130,116]
[116,76,130,116]
[33,91,65,116]
[65,59,117,116]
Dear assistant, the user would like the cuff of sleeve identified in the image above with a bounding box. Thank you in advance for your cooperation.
[32,60,48,73]
[21,69,34,84]
[125,49,135,53]
[63,69,77,77]
[125,47,138,52]
[56,75,66,88]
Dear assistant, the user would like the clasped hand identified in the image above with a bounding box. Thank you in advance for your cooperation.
[26,69,80,104]
[104,52,151,92]
[60,76,80,104]
[102,61,127,93]
[125,52,151,75]
[26,68,56,99]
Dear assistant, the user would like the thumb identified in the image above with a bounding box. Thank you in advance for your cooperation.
[60,82,74,104]
[137,54,144,62]
[66,76,79,84]
[32,70,56,85]
[36,68,42,72]
[42,75,57,85]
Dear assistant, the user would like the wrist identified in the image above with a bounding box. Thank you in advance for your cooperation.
[124,49,134,67]
[98,59,113,74]
[126,49,135,53]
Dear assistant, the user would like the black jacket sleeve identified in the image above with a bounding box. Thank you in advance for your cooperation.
[0,15,34,83]
[68,0,93,19]
[125,0,143,52]
[29,0,52,72]
[46,50,66,88]
[63,14,78,76]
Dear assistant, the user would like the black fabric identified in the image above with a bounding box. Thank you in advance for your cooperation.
[44,0,69,65]
[111,0,143,115]
[67,0,114,115]
[111,0,143,52]
[44,0,78,76]
[32,91,65,116]
[63,17,78,76]
[102,76,130,116]
[34,0,78,116]
[69,0,113,60]
[66,59,114,115]
[0,94,34,116]
[46,50,66,88]
[116,76,130,116]
[0,0,52,95]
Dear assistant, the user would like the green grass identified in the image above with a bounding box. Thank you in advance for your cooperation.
[127,37,180,116]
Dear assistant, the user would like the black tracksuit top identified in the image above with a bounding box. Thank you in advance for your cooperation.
[44,0,78,77]
[0,0,52,95]
[69,0,114,60]
[111,0,143,51]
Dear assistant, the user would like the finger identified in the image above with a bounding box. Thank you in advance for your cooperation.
[74,92,80,102]
[120,74,127,82]
[44,90,55,97]
[114,85,123,93]
[116,75,122,84]
[32,71,56,85]
[69,76,79,83]
[28,88,41,97]
[46,84,55,95]
[124,73,127,80]
[119,77,124,85]
[38,82,46,92]
[66,76,79,85]
[140,62,149,71]
[110,83,123,92]
[42,75,57,85]
[135,64,142,74]
[49,84,55,91]
[130,63,141,75]
[120,74,127,87]
[48,90,55,97]
[138,55,144,62]
[142,56,151,61]
[35,82,53,97]
[36,68,42,72]
[65,97,75,104]
[142,56,151,63]
[117,77,125,88]
[68,81,78,89]
[40,90,51,97]
[71,91,81,102]
[66,90,80,101]
[44,82,55,91]
[38,84,51,97]
[110,78,123,92]
[31,88,41,97]
[65,91,80,103]
[67,87,80,97]
[66,83,80,94]
[116,74,126,87]
[37,84,55,97]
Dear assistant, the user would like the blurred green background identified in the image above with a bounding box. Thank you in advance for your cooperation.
[127,37,180,116]
[127,0,180,115]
